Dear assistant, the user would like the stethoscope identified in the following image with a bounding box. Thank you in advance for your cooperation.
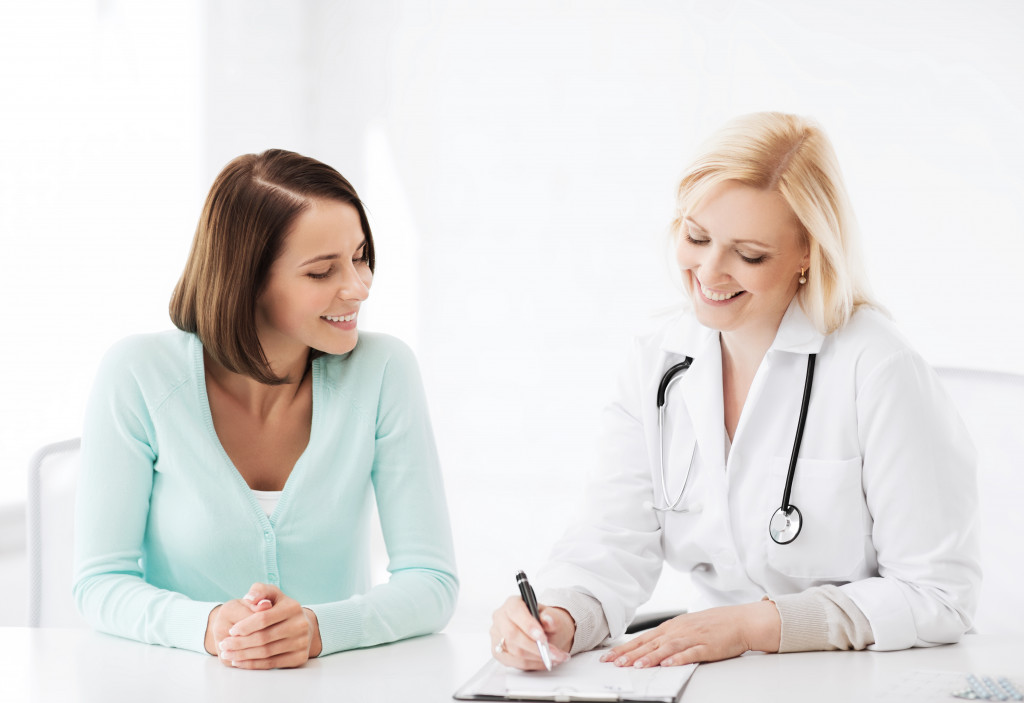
[654,353,817,545]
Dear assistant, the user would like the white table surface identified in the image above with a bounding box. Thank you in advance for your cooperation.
[1,627,1021,702]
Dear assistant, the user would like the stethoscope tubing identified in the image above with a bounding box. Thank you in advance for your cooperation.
[781,354,816,512]
[656,358,694,512]
[655,352,817,544]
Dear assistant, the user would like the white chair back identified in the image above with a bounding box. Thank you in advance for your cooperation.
[27,438,89,628]
[935,367,1024,635]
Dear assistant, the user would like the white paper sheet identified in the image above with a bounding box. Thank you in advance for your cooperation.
[454,649,697,702]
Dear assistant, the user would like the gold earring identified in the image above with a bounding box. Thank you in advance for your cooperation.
[799,268,807,285]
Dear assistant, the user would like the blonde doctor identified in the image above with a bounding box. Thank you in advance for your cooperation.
[490,112,980,670]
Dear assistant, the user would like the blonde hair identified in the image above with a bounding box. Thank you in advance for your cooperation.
[672,112,878,334]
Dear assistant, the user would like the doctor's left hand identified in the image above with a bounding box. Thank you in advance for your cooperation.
[215,583,323,669]
[601,601,781,668]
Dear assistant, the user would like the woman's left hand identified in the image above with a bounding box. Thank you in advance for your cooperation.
[600,600,781,668]
[216,583,323,669]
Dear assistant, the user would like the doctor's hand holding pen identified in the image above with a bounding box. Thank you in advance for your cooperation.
[204,582,323,669]
[491,595,573,670]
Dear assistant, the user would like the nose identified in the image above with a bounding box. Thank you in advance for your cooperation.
[684,242,733,287]
[337,263,371,302]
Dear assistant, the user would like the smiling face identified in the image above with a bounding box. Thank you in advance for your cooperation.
[677,180,809,343]
[256,199,372,367]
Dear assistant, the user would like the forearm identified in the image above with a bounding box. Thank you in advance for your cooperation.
[307,566,458,656]
[768,585,874,652]
[74,572,220,653]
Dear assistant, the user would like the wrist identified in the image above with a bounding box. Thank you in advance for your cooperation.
[745,600,781,653]
[304,607,323,658]
[204,604,222,655]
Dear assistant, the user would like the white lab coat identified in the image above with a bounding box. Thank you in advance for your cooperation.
[540,301,980,651]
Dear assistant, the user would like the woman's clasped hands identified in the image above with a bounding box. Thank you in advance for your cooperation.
[204,583,323,669]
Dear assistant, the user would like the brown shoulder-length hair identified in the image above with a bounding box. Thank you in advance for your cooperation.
[169,149,375,385]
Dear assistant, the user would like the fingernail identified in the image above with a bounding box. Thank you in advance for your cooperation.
[541,613,554,626]
[661,658,674,667]
[228,627,239,637]
[600,652,613,662]
[530,628,544,640]
[231,661,240,667]
[219,651,230,659]
[243,593,255,602]
[218,640,229,652]
[634,659,647,669]
[257,599,271,607]
[615,656,628,666]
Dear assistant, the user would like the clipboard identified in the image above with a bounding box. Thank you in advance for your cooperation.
[452,650,697,702]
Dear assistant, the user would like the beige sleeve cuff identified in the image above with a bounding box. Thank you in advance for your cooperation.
[540,588,612,655]
[768,585,875,652]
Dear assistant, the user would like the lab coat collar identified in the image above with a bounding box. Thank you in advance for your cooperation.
[769,299,826,356]
[658,298,825,359]
[659,309,717,359]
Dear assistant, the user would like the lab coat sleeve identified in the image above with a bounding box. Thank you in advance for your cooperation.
[540,587,611,654]
[840,349,981,650]
[307,341,459,656]
[538,338,666,640]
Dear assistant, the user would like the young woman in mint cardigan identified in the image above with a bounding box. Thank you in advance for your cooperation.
[73,149,458,669]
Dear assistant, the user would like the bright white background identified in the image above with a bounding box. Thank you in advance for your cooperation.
[1,0,1022,628]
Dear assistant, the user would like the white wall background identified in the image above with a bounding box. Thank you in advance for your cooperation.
[1,0,1022,628]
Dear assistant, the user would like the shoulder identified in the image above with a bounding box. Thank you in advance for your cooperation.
[628,309,709,369]
[316,332,428,427]
[97,330,194,382]
[831,306,909,354]
[352,331,418,366]
[605,310,708,403]
[90,329,197,414]
[824,306,932,390]
[100,329,194,368]
[318,332,422,391]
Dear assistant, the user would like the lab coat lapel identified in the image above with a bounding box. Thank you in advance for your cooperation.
[770,299,826,356]
[679,332,726,475]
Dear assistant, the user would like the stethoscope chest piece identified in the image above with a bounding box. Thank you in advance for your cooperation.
[769,505,803,545]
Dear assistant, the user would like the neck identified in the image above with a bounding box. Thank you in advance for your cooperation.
[204,349,310,420]
[719,307,790,376]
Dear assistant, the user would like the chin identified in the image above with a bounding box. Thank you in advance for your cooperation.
[693,307,739,333]
[314,332,359,356]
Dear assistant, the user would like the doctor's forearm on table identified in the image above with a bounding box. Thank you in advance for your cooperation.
[601,600,782,668]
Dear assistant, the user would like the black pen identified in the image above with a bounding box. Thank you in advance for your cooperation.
[516,570,553,671]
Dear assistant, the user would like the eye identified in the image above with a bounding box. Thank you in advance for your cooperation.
[738,252,767,265]
[684,230,709,245]
[353,245,369,264]
[306,267,333,280]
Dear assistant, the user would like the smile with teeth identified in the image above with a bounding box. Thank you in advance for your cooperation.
[700,283,743,302]
[322,313,357,322]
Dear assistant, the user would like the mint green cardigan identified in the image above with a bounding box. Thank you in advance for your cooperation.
[73,330,458,655]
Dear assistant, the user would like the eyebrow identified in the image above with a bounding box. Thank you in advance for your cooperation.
[297,239,368,267]
[684,218,774,249]
[298,253,339,267]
